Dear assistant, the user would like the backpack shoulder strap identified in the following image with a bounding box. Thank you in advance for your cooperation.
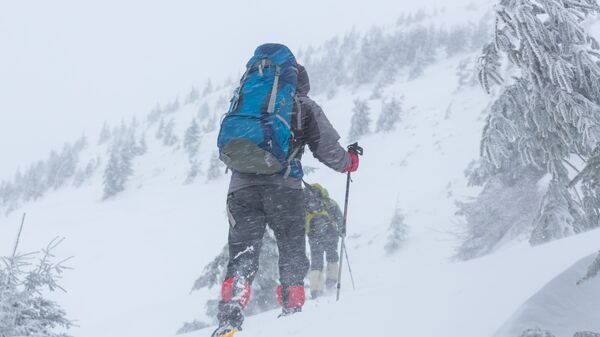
[295,95,302,131]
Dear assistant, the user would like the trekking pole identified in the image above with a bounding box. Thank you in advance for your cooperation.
[343,242,356,290]
[341,240,356,290]
[337,143,363,301]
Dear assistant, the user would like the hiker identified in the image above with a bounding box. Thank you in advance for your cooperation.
[212,43,359,337]
[304,183,343,299]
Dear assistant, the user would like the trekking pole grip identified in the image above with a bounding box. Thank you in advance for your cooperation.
[347,142,364,156]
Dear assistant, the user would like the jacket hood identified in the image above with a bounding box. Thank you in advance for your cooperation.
[297,64,310,97]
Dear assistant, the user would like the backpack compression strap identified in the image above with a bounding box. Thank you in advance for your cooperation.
[267,66,281,113]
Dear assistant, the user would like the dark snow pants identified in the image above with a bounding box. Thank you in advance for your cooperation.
[308,221,339,271]
[225,185,309,287]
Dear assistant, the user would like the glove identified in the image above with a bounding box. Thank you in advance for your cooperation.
[342,151,359,173]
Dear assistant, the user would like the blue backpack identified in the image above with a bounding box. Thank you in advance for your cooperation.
[217,44,303,179]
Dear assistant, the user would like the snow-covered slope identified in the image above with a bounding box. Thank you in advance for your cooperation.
[494,252,600,337]
[1,3,599,337]
[187,230,600,337]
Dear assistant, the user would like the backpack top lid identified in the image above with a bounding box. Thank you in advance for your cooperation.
[247,43,297,69]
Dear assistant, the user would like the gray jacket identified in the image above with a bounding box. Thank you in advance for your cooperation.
[229,67,351,193]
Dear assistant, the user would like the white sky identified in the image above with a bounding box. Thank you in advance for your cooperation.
[0,0,445,178]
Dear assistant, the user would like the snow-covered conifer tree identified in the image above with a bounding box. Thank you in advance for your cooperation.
[203,112,217,133]
[384,205,409,255]
[206,151,224,182]
[348,99,371,142]
[474,0,600,245]
[456,166,544,260]
[0,236,72,337]
[198,102,211,121]
[185,86,200,105]
[162,98,180,114]
[183,119,201,159]
[183,119,202,184]
[376,96,403,133]
[0,181,13,209]
[530,173,585,245]
[408,27,436,79]
[445,26,469,57]
[162,119,179,147]
[21,161,46,202]
[102,138,134,200]
[202,79,213,97]
[135,133,147,156]
[155,118,165,140]
[456,58,479,89]
[45,138,86,191]
[147,103,163,124]
[97,122,111,145]
[353,27,386,84]
[73,158,99,188]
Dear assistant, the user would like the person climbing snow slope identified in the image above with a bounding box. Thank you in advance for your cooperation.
[304,182,343,299]
[212,43,360,337]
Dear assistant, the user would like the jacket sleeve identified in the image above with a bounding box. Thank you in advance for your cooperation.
[300,97,351,172]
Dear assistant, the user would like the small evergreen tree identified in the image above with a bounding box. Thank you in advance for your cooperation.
[73,158,99,188]
[183,119,202,184]
[147,103,163,124]
[184,161,201,185]
[202,79,213,97]
[407,27,436,80]
[0,235,72,337]
[97,122,111,145]
[203,112,217,133]
[376,96,403,133]
[21,161,46,202]
[183,119,201,159]
[45,143,80,191]
[162,119,178,147]
[184,86,200,105]
[155,118,165,140]
[198,102,211,121]
[384,205,409,255]
[445,26,469,57]
[348,99,371,142]
[162,98,180,114]
[0,181,13,209]
[102,138,135,200]
[206,151,224,182]
[353,27,386,84]
[135,133,147,156]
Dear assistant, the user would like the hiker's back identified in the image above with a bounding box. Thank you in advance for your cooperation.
[217,44,299,179]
